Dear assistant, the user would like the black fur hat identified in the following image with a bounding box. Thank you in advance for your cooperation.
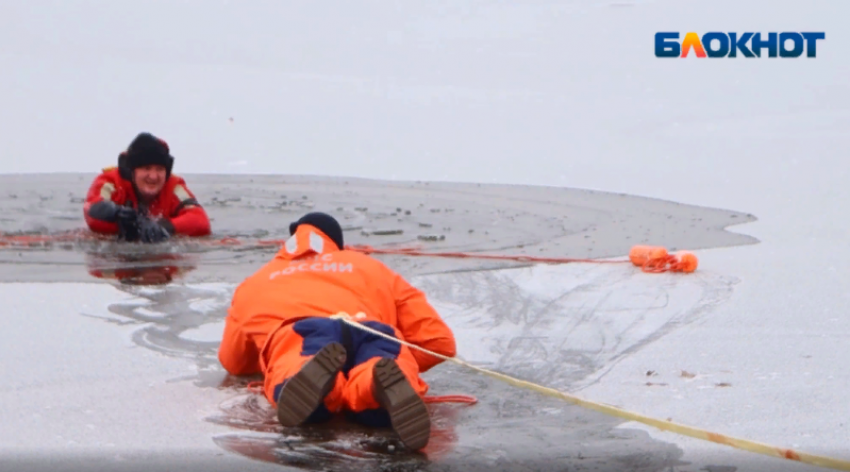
[289,212,344,250]
[118,132,174,181]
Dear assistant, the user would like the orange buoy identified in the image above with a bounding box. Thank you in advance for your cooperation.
[629,245,669,267]
[672,251,698,273]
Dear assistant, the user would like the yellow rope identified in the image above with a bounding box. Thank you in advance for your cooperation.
[329,312,850,471]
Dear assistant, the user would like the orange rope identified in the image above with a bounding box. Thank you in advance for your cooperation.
[423,394,478,404]
[343,244,630,265]
[243,380,477,405]
[0,233,695,274]
[341,244,696,274]
[246,380,264,394]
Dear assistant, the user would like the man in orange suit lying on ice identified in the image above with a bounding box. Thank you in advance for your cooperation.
[218,212,456,450]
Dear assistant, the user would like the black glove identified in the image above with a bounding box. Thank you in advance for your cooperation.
[115,206,141,242]
[137,215,173,244]
[115,205,137,222]
[88,200,135,222]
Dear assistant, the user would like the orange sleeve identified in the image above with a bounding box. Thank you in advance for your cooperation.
[165,178,211,237]
[82,172,121,234]
[218,286,262,375]
[391,271,457,372]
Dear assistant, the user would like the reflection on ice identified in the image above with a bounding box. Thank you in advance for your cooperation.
[417,264,737,391]
[86,260,726,470]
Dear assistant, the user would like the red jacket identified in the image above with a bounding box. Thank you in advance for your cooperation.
[83,167,211,237]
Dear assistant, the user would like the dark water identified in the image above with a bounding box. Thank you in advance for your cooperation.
[0,173,759,471]
[0,173,758,284]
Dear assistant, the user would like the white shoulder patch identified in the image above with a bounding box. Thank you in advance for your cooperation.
[309,231,325,253]
[100,182,116,201]
[285,235,298,254]
[284,231,326,255]
[173,185,192,203]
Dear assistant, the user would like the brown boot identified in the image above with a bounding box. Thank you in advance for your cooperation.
[276,342,347,427]
[372,358,431,450]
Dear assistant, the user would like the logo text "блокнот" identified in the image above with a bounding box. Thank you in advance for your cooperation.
[655,32,825,58]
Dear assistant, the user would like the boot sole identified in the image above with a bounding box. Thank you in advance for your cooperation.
[373,358,431,451]
[276,342,347,427]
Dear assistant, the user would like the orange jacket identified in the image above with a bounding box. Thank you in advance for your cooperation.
[219,224,457,377]
[83,167,211,237]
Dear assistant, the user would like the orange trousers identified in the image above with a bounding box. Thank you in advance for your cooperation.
[262,317,428,426]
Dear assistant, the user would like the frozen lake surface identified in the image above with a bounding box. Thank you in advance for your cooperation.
[1,0,848,470]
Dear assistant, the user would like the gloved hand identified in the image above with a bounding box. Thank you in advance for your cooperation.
[115,205,138,223]
[115,206,141,242]
[137,215,173,244]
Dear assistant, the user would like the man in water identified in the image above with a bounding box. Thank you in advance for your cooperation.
[218,212,456,450]
[83,132,211,243]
